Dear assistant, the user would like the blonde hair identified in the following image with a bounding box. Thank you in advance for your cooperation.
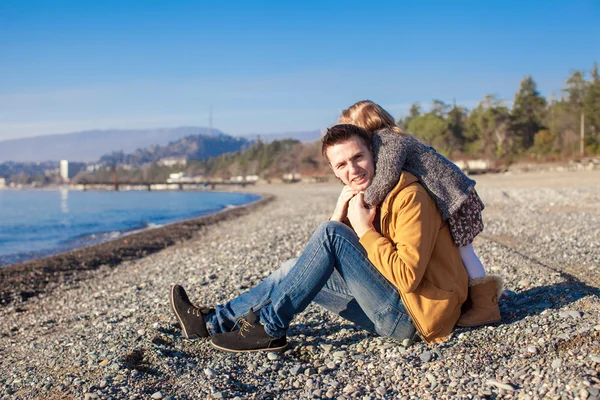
[339,100,404,135]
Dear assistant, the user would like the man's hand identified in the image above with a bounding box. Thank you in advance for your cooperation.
[330,186,358,222]
[347,192,376,238]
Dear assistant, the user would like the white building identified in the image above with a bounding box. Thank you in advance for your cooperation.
[159,157,188,167]
[60,160,69,182]
[0,177,5,188]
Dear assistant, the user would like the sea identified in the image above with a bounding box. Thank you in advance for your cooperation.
[0,188,261,267]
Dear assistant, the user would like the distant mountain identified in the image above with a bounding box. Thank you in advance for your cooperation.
[99,134,251,167]
[0,127,225,163]
[0,127,322,163]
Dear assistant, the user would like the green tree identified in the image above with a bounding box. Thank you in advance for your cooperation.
[511,76,547,150]
[430,99,450,118]
[533,129,557,156]
[406,113,451,156]
[465,95,511,158]
[564,70,587,106]
[403,103,422,129]
[583,63,600,153]
[447,103,468,152]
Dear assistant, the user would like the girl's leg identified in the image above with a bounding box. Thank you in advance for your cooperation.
[458,243,486,279]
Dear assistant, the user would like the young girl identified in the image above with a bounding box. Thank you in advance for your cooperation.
[339,100,502,327]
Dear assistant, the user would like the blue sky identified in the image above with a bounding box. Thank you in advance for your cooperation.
[1,0,599,141]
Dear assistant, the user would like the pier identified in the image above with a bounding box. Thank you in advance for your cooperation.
[74,180,255,191]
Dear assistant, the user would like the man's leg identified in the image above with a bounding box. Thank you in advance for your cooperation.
[211,221,413,340]
[206,258,298,334]
[312,260,416,341]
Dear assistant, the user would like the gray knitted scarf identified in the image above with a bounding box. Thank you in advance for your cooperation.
[364,127,476,220]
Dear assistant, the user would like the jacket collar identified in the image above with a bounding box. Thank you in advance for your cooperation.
[380,171,420,213]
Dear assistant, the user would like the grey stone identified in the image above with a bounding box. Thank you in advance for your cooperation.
[204,368,217,378]
[486,379,516,391]
[559,310,583,319]
[420,351,432,362]
[290,366,303,376]
[151,392,163,400]
[425,373,437,388]
[332,350,347,359]
[376,386,387,395]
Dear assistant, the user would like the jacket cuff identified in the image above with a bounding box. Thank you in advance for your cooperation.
[359,228,382,249]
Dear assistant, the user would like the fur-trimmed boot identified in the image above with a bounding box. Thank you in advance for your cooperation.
[457,276,503,327]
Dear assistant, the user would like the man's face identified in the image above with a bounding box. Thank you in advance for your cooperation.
[326,136,375,192]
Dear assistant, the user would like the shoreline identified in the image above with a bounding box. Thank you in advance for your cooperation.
[0,192,273,306]
[0,190,262,268]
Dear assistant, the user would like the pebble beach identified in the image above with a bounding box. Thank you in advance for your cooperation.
[1,170,599,400]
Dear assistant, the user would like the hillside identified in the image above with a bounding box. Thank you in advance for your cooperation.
[185,139,330,180]
[98,133,251,168]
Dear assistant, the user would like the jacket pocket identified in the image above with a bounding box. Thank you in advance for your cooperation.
[408,279,456,337]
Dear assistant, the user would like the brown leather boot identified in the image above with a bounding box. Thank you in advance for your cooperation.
[457,276,503,327]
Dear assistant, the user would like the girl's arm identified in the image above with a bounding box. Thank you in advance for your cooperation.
[364,130,408,207]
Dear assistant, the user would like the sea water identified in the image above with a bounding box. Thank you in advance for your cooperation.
[0,188,260,267]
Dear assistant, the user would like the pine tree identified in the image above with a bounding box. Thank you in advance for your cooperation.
[447,103,468,152]
[404,103,422,129]
[465,95,511,158]
[511,76,547,150]
[583,63,600,151]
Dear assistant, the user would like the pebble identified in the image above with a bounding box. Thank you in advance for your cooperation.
[267,352,280,361]
[204,368,217,378]
[559,310,583,319]
[527,345,538,354]
[333,351,347,359]
[321,344,333,352]
[551,358,562,369]
[486,379,516,392]
[376,387,387,396]
[290,366,303,376]
[420,351,432,362]
[151,392,163,400]
[425,373,437,388]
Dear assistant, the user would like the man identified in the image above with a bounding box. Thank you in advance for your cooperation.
[170,124,468,352]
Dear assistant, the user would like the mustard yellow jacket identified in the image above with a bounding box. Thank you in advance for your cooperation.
[359,172,468,343]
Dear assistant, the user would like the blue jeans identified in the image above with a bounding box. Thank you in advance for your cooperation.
[205,221,416,341]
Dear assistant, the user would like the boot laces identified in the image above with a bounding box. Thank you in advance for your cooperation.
[187,306,205,318]
[233,318,254,337]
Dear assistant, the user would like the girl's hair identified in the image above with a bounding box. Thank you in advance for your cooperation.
[339,100,404,135]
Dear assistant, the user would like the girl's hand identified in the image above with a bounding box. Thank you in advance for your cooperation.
[330,186,358,222]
